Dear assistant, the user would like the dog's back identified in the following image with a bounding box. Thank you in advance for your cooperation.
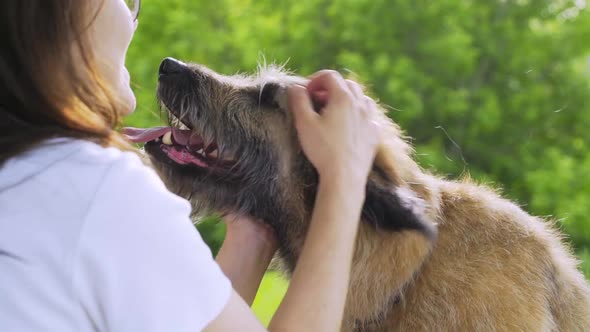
[366,179,590,331]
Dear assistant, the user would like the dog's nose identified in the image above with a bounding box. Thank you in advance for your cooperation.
[159,57,186,76]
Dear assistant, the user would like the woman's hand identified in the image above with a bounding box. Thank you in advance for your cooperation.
[288,70,380,187]
[222,213,278,251]
[215,214,278,306]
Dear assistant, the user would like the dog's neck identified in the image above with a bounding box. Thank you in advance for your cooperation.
[352,293,401,332]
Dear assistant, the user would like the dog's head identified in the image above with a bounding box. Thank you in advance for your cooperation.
[124,58,436,251]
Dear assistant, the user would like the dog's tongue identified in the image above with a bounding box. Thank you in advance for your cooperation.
[122,127,171,143]
[122,127,204,148]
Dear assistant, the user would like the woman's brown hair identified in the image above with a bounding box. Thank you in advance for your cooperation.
[0,0,131,166]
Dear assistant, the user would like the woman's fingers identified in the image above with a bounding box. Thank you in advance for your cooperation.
[345,79,368,119]
[345,79,364,100]
[307,70,354,113]
[287,84,319,131]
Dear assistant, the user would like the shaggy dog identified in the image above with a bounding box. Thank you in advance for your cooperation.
[124,58,590,331]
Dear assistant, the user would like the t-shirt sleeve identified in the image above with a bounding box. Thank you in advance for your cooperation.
[72,152,232,332]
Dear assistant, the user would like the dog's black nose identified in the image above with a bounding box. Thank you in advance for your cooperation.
[159,57,186,76]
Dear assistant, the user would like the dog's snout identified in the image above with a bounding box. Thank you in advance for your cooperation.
[159,57,186,77]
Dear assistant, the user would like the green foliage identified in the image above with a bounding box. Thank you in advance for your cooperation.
[124,0,590,291]
[195,215,226,256]
[252,271,289,326]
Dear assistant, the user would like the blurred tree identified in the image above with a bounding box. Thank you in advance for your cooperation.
[124,0,590,274]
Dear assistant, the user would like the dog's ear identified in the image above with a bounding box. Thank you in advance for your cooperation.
[361,168,436,241]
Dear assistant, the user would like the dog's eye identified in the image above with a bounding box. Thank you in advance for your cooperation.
[257,83,280,108]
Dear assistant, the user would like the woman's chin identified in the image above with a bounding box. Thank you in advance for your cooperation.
[118,69,136,115]
[121,92,136,115]
[115,85,136,116]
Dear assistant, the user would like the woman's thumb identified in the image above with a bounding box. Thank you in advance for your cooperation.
[288,85,319,129]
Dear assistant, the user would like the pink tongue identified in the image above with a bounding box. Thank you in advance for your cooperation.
[163,145,208,167]
[122,127,171,143]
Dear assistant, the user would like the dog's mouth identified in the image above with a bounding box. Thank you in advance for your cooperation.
[122,120,238,171]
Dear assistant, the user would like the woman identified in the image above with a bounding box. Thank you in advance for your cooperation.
[0,1,378,331]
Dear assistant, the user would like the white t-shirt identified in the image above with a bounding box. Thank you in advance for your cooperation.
[0,138,232,332]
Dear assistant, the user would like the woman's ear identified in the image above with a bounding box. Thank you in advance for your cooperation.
[361,167,437,241]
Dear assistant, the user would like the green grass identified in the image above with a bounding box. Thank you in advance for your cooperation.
[252,271,289,326]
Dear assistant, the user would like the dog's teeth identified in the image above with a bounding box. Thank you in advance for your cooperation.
[162,132,173,145]
[208,149,219,159]
[154,137,160,143]
[196,148,204,154]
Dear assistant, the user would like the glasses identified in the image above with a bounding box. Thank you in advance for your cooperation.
[124,0,141,21]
